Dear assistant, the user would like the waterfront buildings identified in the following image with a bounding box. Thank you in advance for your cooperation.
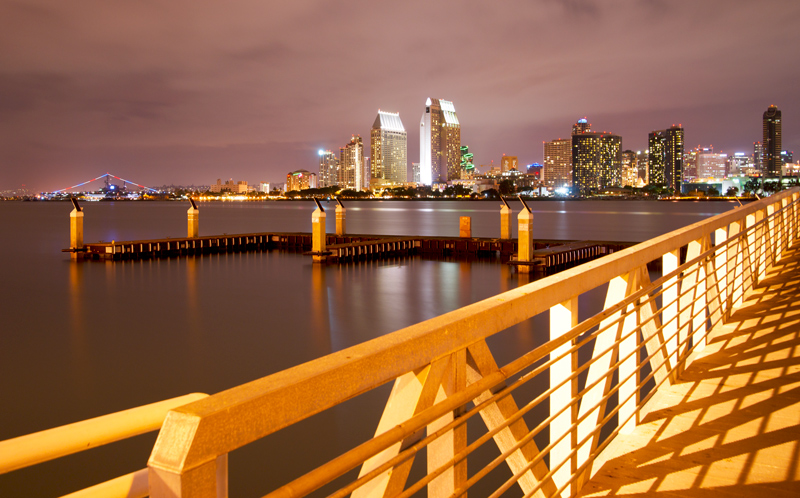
[621,150,638,187]
[339,135,366,191]
[370,111,407,186]
[648,125,684,191]
[636,150,649,184]
[412,162,420,183]
[543,138,572,189]
[286,170,317,191]
[210,179,248,193]
[419,98,461,184]
[318,150,339,188]
[728,152,752,176]
[460,146,475,178]
[500,155,518,172]
[763,105,782,176]
[571,119,622,196]
[753,141,764,173]
[696,148,727,179]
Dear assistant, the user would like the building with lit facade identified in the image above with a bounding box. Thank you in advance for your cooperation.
[753,141,764,174]
[543,138,572,189]
[285,170,317,192]
[696,148,727,179]
[370,110,407,186]
[210,179,248,194]
[621,150,638,187]
[339,135,366,191]
[460,146,475,179]
[648,125,684,191]
[572,118,591,135]
[636,150,649,184]
[318,150,339,188]
[763,105,782,176]
[572,128,622,196]
[419,98,461,184]
[728,153,752,176]
[500,155,518,172]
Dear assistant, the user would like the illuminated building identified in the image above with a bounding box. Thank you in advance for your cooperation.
[696,148,727,179]
[780,151,793,175]
[370,110,407,186]
[728,153,753,176]
[572,118,591,135]
[543,138,572,189]
[317,150,339,188]
[500,155,518,172]
[339,135,366,191]
[753,141,764,173]
[412,163,420,183]
[210,179,248,194]
[636,150,649,184]
[460,146,475,178]
[572,125,622,196]
[419,98,461,184]
[621,150,638,187]
[648,125,684,191]
[763,105,782,176]
[286,170,317,191]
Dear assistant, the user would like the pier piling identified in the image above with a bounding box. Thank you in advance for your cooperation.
[459,216,472,238]
[500,197,512,240]
[187,198,199,238]
[335,198,346,236]
[516,197,533,273]
[69,198,83,259]
[312,199,327,262]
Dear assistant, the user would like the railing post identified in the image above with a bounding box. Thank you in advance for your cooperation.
[69,198,84,259]
[312,199,327,263]
[766,202,777,269]
[754,208,767,284]
[727,220,745,311]
[335,198,346,236]
[679,237,709,353]
[710,228,728,325]
[428,351,467,498]
[517,198,533,273]
[149,454,227,498]
[187,199,199,238]
[550,296,578,496]
[743,213,756,292]
[500,197,512,240]
[662,250,679,379]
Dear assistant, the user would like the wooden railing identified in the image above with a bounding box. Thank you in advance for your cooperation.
[147,189,800,498]
[0,393,207,498]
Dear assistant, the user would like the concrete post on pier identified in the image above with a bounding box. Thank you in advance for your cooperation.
[459,216,472,238]
[500,197,513,240]
[69,197,84,260]
[312,198,327,263]
[517,197,534,273]
[335,198,346,236]
[187,198,199,238]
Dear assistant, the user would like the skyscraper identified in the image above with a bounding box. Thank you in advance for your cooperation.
[753,141,764,174]
[543,138,572,189]
[621,150,638,187]
[318,150,339,188]
[419,98,461,184]
[763,105,782,176]
[649,125,684,191]
[339,135,365,191]
[500,155,518,172]
[572,122,622,196]
[370,110,408,186]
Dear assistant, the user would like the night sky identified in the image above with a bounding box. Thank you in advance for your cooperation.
[2,0,799,192]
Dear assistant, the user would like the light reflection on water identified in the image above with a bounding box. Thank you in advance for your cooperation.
[0,200,737,497]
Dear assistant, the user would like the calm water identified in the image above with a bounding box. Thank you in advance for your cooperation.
[0,199,736,497]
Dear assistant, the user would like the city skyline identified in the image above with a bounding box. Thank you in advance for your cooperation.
[1,1,799,192]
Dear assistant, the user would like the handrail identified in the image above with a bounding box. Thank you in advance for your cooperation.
[0,392,207,474]
[147,189,799,497]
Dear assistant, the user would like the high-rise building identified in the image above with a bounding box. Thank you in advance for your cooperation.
[339,135,365,191]
[412,163,420,183]
[753,141,764,174]
[460,146,475,178]
[572,118,591,135]
[621,150,638,187]
[636,150,649,184]
[318,150,339,188]
[419,98,461,184]
[370,110,407,186]
[648,125,684,191]
[572,128,622,196]
[543,138,572,189]
[286,170,317,191]
[696,148,727,178]
[500,155,518,172]
[728,153,752,176]
[763,105,782,176]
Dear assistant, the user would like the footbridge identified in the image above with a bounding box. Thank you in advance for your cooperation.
[3,189,800,497]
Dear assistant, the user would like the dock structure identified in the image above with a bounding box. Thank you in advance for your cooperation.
[9,188,800,497]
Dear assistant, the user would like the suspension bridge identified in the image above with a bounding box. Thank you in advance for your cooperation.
[50,173,158,194]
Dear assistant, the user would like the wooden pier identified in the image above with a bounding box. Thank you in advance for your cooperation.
[69,231,635,272]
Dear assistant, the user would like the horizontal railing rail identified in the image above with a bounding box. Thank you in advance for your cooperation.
[147,188,800,498]
[0,393,207,498]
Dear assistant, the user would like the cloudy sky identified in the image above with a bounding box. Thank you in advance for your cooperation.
[1,0,799,192]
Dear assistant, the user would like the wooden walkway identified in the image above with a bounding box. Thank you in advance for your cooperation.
[579,243,800,496]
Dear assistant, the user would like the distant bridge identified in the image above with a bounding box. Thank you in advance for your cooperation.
[51,172,158,194]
